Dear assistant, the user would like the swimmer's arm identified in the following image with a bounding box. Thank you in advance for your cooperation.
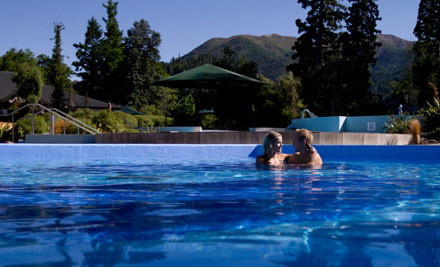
[284,153,300,164]
[256,155,266,165]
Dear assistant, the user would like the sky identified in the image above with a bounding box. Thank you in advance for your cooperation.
[0,0,420,76]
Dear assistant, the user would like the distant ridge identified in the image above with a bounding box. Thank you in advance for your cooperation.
[183,34,297,80]
[179,33,414,95]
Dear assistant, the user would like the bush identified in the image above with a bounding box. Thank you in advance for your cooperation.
[15,115,48,140]
[135,114,169,128]
[0,123,12,142]
[112,111,138,129]
[384,113,413,133]
[92,111,128,133]
[201,114,218,129]
[419,98,440,140]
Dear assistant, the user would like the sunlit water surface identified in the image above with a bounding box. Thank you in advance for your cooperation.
[0,157,439,266]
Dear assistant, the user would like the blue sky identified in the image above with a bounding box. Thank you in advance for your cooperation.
[0,0,420,71]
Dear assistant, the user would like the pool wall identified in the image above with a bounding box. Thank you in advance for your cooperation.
[1,144,439,163]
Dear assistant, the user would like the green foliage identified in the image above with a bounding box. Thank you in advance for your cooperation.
[200,114,218,129]
[0,48,38,72]
[0,124,12,142]
[254,73,301,127]
[112,111,138,128]
[384,113,412,133]
[419,98,440,140]
[135,114,169,128]
[123,19,162,109]
[47,22,72,109]
[170,93,196,126]
[287,0,346,116]
[412,0,440,107]
[340,0,381,115]
[390,72,419,106]
[101,0,125,102]
[73,17,104,98]
[15,115,49,140]
[13,63,44,103]
[91,110,124,133]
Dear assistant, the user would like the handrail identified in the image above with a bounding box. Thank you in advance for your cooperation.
[0,103,100,142]
[49,107,99,134]
[301,109,318,119]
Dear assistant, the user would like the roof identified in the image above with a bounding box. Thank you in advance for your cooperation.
[41,85,111,109]
[0,71,112,109]
[0,71,18,102]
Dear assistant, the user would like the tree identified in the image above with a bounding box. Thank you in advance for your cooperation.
[13,63,43,104]
[341,0,381,114]
[124,19,162,109]
[48,22,72,109]
[0,48,37,72]
[73,17,104,101]
[412,0,440,107]
[0,48,44,104]
[212,47,261,129]
[255,73,302,127]
[287,0,346,116]
[101,0,125,102]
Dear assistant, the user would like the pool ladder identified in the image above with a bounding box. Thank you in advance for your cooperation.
[0,103,100,142]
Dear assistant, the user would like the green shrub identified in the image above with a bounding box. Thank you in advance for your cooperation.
[201,114,218,129]
[384,114,410,133]
[419,98,440,140]
[0,123,12,142]
[112,111,138,129]
[139,105,163,115]
[135,114,169,128]
[91,111,125,133]
[15,115,48,140]
[69,108,95,118]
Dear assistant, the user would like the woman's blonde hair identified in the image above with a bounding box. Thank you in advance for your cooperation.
[263,131,282,155]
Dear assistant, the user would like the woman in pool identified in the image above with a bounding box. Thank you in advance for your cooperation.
[285,129,322,165]
[256,131,288,165]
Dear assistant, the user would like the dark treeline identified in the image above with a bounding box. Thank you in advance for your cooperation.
[0,0,439,131]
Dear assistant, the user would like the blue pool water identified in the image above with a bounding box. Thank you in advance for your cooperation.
[0,145,440,266]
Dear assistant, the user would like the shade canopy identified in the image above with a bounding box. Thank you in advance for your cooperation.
[153,64,267,88]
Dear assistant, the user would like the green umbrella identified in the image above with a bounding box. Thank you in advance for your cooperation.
[153,64,267,88]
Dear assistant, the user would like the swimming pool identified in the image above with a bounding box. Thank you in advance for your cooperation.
[0,144,439,266]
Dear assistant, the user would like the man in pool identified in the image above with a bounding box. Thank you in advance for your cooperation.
[256,131,288,165]
[284,129,322,165]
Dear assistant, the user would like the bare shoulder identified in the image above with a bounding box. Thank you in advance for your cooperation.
[310,148,323,165]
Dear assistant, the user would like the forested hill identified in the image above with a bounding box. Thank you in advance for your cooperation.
[182,34,297,80]
[174,33,414,95]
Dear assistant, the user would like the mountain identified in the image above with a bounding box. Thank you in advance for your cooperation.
[183,34,296,80]
[178,33,414,95]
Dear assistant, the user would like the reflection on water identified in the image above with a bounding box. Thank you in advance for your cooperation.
[0,160,439,266]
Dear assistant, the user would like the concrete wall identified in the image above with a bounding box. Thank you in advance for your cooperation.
[94,131,412,145]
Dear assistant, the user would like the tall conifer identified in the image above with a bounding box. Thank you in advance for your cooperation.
[341,0,381,114]
[49,22,72,109]
[73,17,103,101]
[286,0,345,115]
[101,0,124,102]
[412,0,440,105]
[124,19,161,108]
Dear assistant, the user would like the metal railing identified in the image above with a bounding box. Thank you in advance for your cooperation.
[0,103,100,142]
